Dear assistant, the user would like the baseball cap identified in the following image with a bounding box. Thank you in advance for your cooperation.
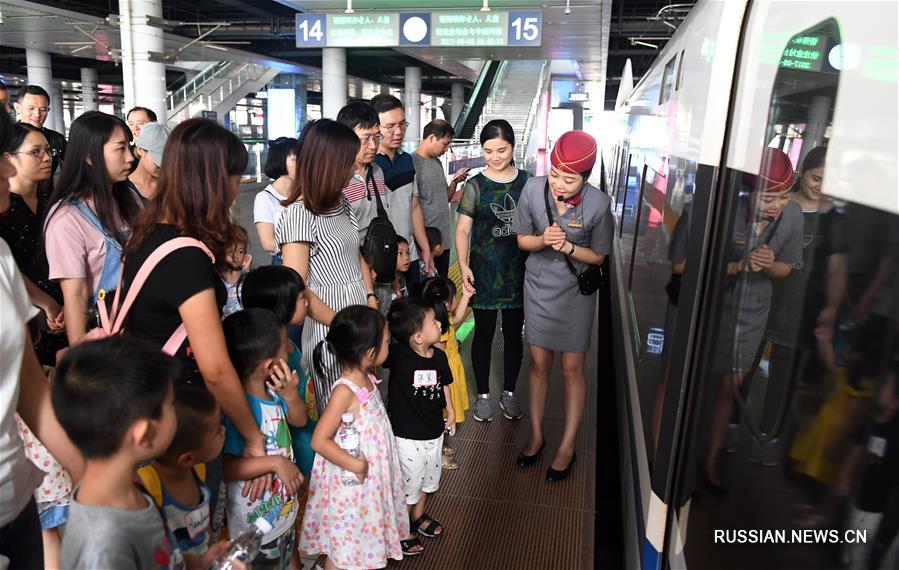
[135,122,171,166]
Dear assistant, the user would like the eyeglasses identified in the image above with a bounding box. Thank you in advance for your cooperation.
[359,134,385,146]
[380,121,409,133]
[11,148,58,159]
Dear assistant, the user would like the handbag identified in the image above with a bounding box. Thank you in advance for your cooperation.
[542,181,607,296]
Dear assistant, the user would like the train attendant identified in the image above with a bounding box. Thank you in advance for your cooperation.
[704,147,802,492]
[512,130,613,481]
[455,120,530,423]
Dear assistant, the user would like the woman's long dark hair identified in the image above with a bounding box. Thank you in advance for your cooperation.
[46,111,139,246]
[283,119,357,214]
[125,118,248,270]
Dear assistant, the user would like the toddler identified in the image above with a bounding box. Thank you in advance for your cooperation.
[421,227,444,277]
[373,236,410,316]
[241,265,317,477]
[385,298,456,549]
[53,336,232,569]
[222,309,307,570]
[300,305,411,567]
[422,277,475,468]
[221,225,252,316]
[137,386,225,566]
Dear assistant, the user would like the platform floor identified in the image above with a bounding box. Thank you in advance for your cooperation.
[388,312,599,570]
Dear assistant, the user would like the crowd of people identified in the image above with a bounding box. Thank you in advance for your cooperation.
[0,83,614,570]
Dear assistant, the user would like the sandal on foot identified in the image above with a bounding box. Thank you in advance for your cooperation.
[412,513,444,537]
[401,536,424,556]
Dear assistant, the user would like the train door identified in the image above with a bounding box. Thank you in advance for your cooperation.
[666,2,898,570]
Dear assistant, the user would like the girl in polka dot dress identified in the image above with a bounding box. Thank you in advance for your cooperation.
[300,306,411,569]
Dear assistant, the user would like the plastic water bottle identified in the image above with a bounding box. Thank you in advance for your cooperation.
[210,517,273,569]
[336,413,361,486]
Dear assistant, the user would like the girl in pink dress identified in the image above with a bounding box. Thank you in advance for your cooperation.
[300,306,412,569]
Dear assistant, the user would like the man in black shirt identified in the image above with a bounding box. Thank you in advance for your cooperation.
[14,85,66,174]
[385,298,455,550]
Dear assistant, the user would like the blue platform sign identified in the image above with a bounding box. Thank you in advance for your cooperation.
[295,14,326,48]
[508,11,543,46]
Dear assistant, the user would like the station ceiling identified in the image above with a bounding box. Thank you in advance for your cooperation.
[1,0,688,109]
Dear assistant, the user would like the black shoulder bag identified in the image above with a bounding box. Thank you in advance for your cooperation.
[361,166,398,284]
[543,180,607,296]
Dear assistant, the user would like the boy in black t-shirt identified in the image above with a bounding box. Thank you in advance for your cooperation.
[385,298,455,543]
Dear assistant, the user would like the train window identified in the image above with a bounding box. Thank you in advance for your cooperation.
[670,15,898,570]
[659,55,677,104]
[675,49,685,90]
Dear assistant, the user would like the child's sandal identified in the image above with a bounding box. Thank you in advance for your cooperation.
[412,513,444,538]
[401,536,424,556]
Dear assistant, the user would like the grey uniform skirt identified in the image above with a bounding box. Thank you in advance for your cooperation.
[523,262,597,353]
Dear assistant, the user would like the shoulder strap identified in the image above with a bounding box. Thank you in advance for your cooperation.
[136,465,164,508]
[366,165,389,220]
[542,180,581,279]
[333,378,362,396]
[108,237,215,336]
[68,198,111,239]
[762,213,784,247]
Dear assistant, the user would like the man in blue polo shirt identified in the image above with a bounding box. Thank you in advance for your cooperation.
[371,94,434,295]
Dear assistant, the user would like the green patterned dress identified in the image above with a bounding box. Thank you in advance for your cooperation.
[457,169,530,309]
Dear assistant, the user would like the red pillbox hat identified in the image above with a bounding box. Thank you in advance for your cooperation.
[550,130,597,175]
[756,147,796,194]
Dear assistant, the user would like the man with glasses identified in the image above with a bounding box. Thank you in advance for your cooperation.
[125,106,158,139]
[336,101,389,238]
[371,94,434,295]
[14,85,66,175]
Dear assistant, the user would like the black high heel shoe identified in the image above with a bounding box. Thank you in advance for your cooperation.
[546,452,577,482]
[516,441,546,468]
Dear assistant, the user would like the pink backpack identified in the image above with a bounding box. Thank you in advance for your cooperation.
[80,237,215,355]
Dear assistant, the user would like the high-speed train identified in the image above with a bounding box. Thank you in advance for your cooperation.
[605,1,898,569]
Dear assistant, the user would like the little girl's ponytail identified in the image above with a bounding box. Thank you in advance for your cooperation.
[421,277,453,332]
[313,339,336,381]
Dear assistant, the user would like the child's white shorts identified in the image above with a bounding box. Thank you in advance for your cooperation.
[395,435,443,504]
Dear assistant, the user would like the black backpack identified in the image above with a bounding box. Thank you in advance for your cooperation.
[361,166,398,283]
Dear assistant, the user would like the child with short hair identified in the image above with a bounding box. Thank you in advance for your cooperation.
[385,298,456,547]
[241,265,317,477]
[373,236,411,315]
[53,336,232,569]
[137,386,225,566]
[222,308,307,570]
[421,227,444,277]
[300,305,412,566]
[221,225,252,316]
[422,277,476,468]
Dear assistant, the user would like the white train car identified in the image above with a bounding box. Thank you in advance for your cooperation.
[606,1,899,569]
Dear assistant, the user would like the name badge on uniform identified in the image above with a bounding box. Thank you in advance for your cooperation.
[567,221,583,229]
[413,370,438,388]
[185,506,210,540]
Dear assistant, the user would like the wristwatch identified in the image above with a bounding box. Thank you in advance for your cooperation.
[567,242,576,256]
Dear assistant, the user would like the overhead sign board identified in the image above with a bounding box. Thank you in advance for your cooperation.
[296,11,542,48]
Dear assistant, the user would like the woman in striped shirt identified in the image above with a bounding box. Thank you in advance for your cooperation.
[276,119,379,415]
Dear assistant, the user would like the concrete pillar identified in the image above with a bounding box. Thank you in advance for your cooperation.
[119,0,167,123]
[322,48,347,119]
[801,95,831,166]
[451,82,465,126]
[81,68,98,113]
[403,66,421,142]
[49,83,64,133]
[295,75,308,131]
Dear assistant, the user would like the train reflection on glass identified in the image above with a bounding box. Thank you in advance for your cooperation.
[607,2,898,569]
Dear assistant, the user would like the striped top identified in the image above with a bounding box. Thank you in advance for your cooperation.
[275,197,364,290]
[342,165,388,239]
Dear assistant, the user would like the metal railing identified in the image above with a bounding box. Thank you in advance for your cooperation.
[166,61,230,111]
